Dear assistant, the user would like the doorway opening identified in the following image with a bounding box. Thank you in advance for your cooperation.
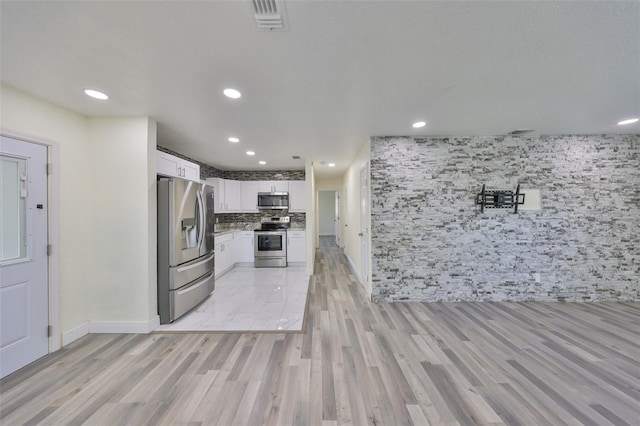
[318,190,339,248]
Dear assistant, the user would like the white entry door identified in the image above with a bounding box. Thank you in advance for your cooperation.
[359,165,370,295]
[0,136,49,378]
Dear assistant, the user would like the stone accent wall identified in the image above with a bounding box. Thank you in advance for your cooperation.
[223,170,305,181]
[156,146,304,181]
[370,135,639,302]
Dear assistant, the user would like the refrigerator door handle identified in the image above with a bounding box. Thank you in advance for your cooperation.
[175,251,215,273]
[196,189,206,250]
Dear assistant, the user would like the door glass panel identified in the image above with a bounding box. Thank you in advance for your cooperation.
[1,155,27,262]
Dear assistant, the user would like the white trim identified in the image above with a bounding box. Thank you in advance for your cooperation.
[48,143,61,351]
[62,322,89,346]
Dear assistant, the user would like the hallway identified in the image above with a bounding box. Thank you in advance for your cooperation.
[1,243,638,425]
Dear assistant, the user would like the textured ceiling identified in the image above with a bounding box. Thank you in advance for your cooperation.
[1,1,639,179]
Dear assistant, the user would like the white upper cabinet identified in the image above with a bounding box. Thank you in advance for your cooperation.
[206,178,225,212]
[206,178,241,212]
[225,180,241,212]
[240,181,260,212]
[157,150,200,182]
[288,180,306,212]
[258,181,289,193]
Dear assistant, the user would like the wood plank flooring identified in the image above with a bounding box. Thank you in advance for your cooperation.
[1,238,639,425]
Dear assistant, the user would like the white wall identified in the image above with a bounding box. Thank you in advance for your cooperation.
[318,191,336,236]
[305,160,316,275]
[1,84,90,336]
[0,84,158,344]
[341,139,371,291]
[87,117,157,324]
[315,178,342,190]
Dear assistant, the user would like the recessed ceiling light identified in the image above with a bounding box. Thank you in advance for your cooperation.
[223,88,241,99]
[228,137,239,143]
[328,163,336,167]
[84,89,109,100]
[259,161,266,165]
[618,118,639,125]
[246,151,255,156]
[412,121,426,128]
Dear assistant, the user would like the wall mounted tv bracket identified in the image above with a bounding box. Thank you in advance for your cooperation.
[476,184,525,213]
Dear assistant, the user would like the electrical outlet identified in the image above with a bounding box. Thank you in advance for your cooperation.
[534,273,541,283]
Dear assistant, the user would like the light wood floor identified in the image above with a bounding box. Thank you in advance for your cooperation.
[1,240,639,425]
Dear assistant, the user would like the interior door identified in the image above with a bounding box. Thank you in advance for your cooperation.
[359,165,371,295]
[0,136,48,378]
[334,191,341,247]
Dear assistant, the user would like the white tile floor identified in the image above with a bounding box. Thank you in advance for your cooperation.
[154,266,310,332]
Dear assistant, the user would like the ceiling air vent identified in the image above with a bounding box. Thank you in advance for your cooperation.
[250,0,289,31]
[508,129,535,136]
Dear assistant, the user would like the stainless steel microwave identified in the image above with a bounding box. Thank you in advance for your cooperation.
[257,192,289,210]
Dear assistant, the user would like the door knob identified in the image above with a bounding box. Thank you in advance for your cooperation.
[358,232,363,236]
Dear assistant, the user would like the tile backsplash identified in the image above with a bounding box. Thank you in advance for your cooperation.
[215,212,306,231]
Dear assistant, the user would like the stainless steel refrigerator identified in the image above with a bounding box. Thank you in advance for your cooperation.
[157,177,215,324]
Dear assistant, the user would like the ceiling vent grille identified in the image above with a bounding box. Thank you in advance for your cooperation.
[250,0,289,31]
[508,129,535,136]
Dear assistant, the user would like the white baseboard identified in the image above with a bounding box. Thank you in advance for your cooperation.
[89,316,161,334]
[62,322,90,346]
[344,253,357,277]
[61,316,161,347]
[345,254,365,287]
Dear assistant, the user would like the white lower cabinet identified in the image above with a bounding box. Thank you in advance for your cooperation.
[214,232,235,279]
[287,230,306,264]
[236,231,255,265]
[215,229,303,278]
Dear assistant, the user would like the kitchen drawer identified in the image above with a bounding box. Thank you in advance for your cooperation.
[287,230,305,238]
[216,232,234,244]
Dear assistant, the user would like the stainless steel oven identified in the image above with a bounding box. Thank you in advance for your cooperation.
[254,216,289,268]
